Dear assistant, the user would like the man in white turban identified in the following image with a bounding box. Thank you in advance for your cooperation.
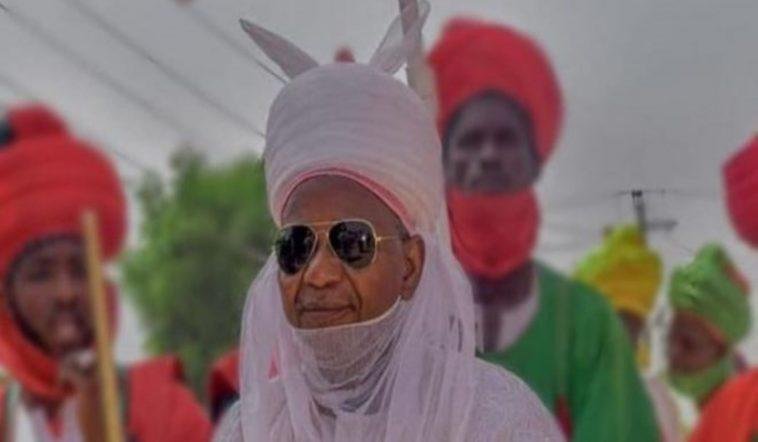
[214,6,561,442]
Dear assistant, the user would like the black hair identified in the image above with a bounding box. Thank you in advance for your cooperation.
[0,117,14,149]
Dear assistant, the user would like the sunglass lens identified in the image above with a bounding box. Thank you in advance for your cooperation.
[329,221,376,269]
[275,225,315,274]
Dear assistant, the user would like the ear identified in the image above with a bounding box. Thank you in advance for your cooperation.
[400,235,424,300]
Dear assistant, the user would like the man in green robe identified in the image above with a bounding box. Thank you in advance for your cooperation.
[575,225,681,441]
[428,17,659,441]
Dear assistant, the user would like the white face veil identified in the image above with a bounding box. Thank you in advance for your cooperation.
[237,4,479,440]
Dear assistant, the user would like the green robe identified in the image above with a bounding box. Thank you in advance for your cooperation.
[479,263,660,441]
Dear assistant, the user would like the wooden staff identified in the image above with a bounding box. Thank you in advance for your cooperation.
[81,210,123,442]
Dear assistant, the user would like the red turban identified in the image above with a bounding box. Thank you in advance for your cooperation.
[723,135,758,247]
[6,104,67,141]
[0,104,125,400]
[428,18,563,162]
[0,104,126,282]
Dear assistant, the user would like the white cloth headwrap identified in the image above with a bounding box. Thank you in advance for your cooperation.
[264,62,443,235]
[237,3,479,441]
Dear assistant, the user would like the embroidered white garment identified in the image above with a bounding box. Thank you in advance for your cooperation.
[216,360,563,442]
[219,5,563,441]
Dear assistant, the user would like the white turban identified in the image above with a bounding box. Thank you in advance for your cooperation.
[264,63,443,236]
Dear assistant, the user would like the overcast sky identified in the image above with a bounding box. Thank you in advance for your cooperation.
[1,0,756,363]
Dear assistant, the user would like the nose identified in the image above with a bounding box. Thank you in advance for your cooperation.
[302,237,344,289]
[53,271,82,306]
[479,138,500,161]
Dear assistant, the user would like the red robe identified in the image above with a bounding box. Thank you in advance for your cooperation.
[0,356,211,442]
[689,368,758,442]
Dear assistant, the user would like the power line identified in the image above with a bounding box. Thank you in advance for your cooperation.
[663,233,696,257]
[0,71,36,100]
[0,0,192,139]
[0,71,158,176]
[103,147,156,175]
[62,0,265,138]
[177,3,286,85]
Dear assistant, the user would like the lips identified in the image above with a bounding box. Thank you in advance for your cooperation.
[298,306,356,329]
[50,311,91,355]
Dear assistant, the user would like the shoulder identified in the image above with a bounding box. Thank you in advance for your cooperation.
[472,360,564,441]
[537,262,609,309]
[213,400,242,442]
[127,355,187,404]
[705,368,758,411]
[536,262,618,333]
[128,355,185,385]
[723,368,758,392]
[691,368,758,441]
[126,355,211,441]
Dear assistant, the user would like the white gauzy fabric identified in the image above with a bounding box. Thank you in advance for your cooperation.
[229,62,562,442]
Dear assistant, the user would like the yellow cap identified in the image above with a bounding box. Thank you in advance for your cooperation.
[574,225,663,318]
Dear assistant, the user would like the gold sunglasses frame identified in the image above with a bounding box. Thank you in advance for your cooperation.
[273,218,402,274]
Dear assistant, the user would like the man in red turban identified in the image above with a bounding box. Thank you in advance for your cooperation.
[429,18,658,441]
[0,104,211,442]
[686,135,758,442]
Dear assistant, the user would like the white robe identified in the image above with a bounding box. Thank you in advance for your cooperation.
[214,359,563,442]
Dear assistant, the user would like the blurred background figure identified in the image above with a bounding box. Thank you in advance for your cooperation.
[575,225,662,364]
[428,17,658,441]
[686,135,758,442]
[665,244,752,423]
[574,224,681,441]
[0,104,210,442]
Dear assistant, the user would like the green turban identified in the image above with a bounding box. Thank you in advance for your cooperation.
[668,244,751,344]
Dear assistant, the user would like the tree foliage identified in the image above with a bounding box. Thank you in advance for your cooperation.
[121,149,274,399]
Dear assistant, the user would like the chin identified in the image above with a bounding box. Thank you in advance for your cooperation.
[53,336,95,357]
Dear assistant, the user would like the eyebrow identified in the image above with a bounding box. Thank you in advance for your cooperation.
[27,256,54,270]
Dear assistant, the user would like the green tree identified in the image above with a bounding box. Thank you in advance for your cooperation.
[121,149,274,399]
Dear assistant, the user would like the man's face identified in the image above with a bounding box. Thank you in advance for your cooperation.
[667,311,726,374]
[5,238,93,357]
[278,176,424,329]
[444,94,539,193]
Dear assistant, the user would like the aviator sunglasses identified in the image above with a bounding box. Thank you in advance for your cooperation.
[274,219,402,275]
